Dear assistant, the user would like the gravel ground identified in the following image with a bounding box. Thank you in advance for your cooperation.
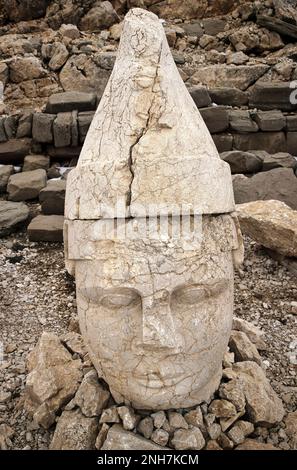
[0,229,296,450]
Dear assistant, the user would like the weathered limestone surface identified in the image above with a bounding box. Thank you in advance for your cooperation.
[64,8,242,411]
[237,200,297,257]
[65,8,234,220]
[0,201,29,236]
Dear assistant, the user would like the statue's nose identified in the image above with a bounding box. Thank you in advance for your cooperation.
[139,299,182,351]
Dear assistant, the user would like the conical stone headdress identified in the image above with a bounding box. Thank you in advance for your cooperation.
[65,8,235,221]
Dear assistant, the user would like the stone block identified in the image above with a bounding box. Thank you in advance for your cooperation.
[200,106,229,133]
[71,111,79,147]
[32,113,55,144]
[23,155,50,172]
[7,169,47,201]
[27,215,64,242]
[0,201,29,237]
[39,179,66,215]
[229,111,258,133]
[249,82,297,111]
[254,110,286,131]
[209,87,248,107]
[46,92,97,114]
[53,113,72,148]
[78,112,95,143]
[0,165,14,192]
[189,86,211,108]
[202,18,226,36]
[286,115,297,131]
[212,134,233,153]
[191,65,269,91]
[16,112,33,138]
[0,139,32,164]
[233,132,286,153]
[221,151,262,174]
[233,168,297,209]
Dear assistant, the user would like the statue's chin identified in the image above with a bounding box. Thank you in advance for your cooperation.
[108,367,222,410]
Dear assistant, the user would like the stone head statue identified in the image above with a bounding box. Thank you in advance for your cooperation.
[64,8,244,410]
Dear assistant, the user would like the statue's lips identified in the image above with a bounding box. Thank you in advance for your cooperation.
[131,373,191,389]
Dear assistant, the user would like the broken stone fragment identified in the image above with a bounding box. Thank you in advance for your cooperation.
[232,317,266,350]
[117,406,139,430]
[151,411,167,429]
[65,9,234,220]
[224,361,285,426]
[68,370,110,417]
[171,427,205,451]
[151,428,169,447]
[95,423,110,450]
[184,408,204,429]
[137,417,154,439]
[24,332,82,419]
[168,411,188,430]
[99,407,120,424]
[209,399,237,419]
[235,439,278,450]
[101,424,169,450]
[50,409,98,450]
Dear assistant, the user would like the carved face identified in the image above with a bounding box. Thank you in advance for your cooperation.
[72,216,238,410]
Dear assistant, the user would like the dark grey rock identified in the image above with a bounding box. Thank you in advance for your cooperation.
[189,86,211,108]
[39,179,66,215]
[0,201,29,237]
[53,113,72,148]
[28,215,64,242]
[32,113,55,144]
[229,111,258,133]
[249,82,297,112]
[46,91,97,114]
[200,106,229,133]
[221,150,262,174]
[254,110,286,132]
[209,87,248,107]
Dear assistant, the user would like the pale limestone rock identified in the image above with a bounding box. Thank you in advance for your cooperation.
[228,425,245,445]
[95,423,110,450]
[229,331,263,366]
[65,9,234,220]
[50,409,98,450]
[151,428,169,446]
[225,362,285,426]
[151,411,166,429]
[137,417,154,439]
[209,399,237,419]
[232,317,266,350]
[25,332,83,422]
[235,420,254,438]
[99,407,120,424]
[184,408,204,429]
[237,200,297,257]
[171,427,205,450]
[117,406,138,430]
[235,439,278,450]
[101,424,168,450]
[69,370,110,417]
[64,8,242,411]
[168,411,188,430]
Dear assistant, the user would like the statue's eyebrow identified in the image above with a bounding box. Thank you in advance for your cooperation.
[172,279,230,295]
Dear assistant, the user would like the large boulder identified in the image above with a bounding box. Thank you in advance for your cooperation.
[0,201,29,237]
[250,151,297,172]
[7,169,47,201]
[236,200,297,258]
[25,332,83,426]
[27,215,64,242]
[32,114,55,144]
[22,155,50,172]
[46,92,97,114]
[220,361,285,426]
[233,168,297,210]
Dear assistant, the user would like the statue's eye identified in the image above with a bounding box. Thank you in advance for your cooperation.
[101,290,141,309]
[173,280,229,305]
